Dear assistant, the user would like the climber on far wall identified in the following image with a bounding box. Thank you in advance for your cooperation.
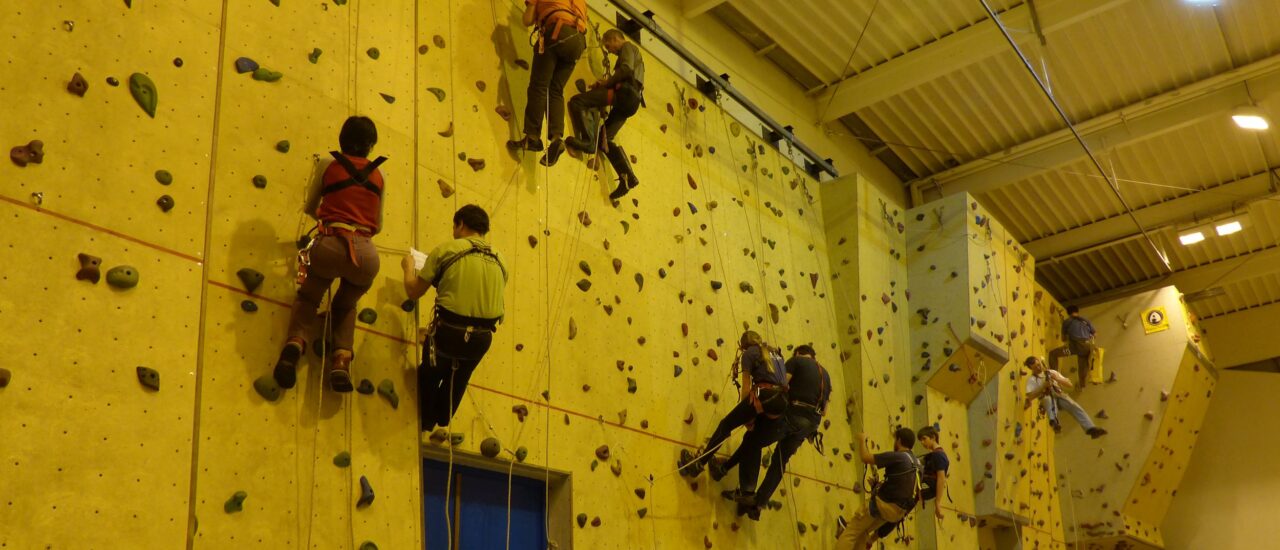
[272,116,386,394]
[561,28,646,200]
[677,330,789,479]
[1049,304,1098,389]
[507,0,589,165]
[1023,356,1107,439]
[402,205,508,433]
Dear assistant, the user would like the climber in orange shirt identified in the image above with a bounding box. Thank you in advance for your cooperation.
[508,0,589,166]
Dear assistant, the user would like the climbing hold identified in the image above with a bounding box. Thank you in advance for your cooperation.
[568,318,577,340]
[475,80,486,92]
[1097,409,1109,419]
[128,73,158,118]
[637,508,648,518]
[495,105,513,121]
[620,220,630,233]
[357,475,375,508]
[9,140,44,167]
[467,158,485,171]
[611,460,623,476]
[579,261,592,276]
[512,404,529,422]
[359,543,377,550]
[710,281,723,291]
[376,380,399,409]
[332,451,351,468]
[514,58,529,69]
[612,258,623,274]
[136,367,160,391]
[224,491,247,514]
[366,47,380,59]
[379,93,395,104]
[357,379,375,394]
[433,35,446,48]
[450,433,464,446]
[417,44,428,54]
[528,235,538,248]
[106,266,139,289]
[252,68,283,82]
[708,349,719,361]
[627,378,637,393]
[428,429,449,444]
[1144,411,1155,420]
[674,365,683,377]
[515,447,528,462]
[596,445,611,461]
[739,282,754,294]
[106,76,119,86]
[687,174,698,190]
[634,274,644,291]
[1160,390,1170,401]
[358,308,377,324]
[67,72,88,97]
[240,300,258,313]
[252,175,267,189]
[234,57,259,73]
[0,368,9,388]
[253,375,281,401]
[578,211,592,227]
[76,253,102,284]
[577,513,588,528]
[481,437,501,458]
[427,88,446,101]
[275,140,290,153]
[308,48,323,63]
[235,268,264,293]
[730,122,741,137]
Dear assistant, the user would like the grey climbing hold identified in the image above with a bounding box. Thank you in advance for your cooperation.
[379,93,395,104]
[240,300,258,313]
[76,253,102,284]
[68,72,88,97]
[128,73,158,118]
[579,261,592,276]
[308,48,323,64]
[334,451,351,467]
[252,68,283,82]
[366,47,380,60]
[252,175,267,188]
[275,140,290,153]
[710,281,723,291]
[739,282,754,294]
[106,266,139,289]
[450,433,464,446]
[634,274,644,291]
[674,365,683,377]
[427,87,446,102]
[234,57,259,73]
[359,543,377,550]
[377,379,399,409]
[637,508,647,518]
[136,366,160,391]
[481,437,501,458]
[357,379,375,395]
[0,368,12,388]
[577,513,588,528]
[269,0,279,6]
[236,268,264,293]
[106,76,119,86]
[401,300,415,312]
[224,491,247,513]
[576,279,592,292]
[358,308,377,324]
[154,170,172,185]
[627,378,637,393]
[253,375,281,401]
[357,476,375,508]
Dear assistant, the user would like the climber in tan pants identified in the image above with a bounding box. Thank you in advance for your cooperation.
[835,429,921,550]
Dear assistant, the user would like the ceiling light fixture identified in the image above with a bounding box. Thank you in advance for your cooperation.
[1178,230,1206,245]
[1232,107,1270,130]
[1216,217,1244,236]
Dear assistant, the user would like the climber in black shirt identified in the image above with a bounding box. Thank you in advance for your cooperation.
[835,428,921,550]
[871,425,949,543]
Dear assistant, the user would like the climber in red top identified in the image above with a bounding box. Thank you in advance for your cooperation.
[507,0,589,166]
[273,116,386,394]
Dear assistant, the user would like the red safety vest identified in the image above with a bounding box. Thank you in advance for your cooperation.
[315,152,385,233]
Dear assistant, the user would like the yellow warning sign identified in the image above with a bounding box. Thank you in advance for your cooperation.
[1142,306,1169,334]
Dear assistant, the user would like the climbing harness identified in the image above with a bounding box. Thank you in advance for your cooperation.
[429,240,509,288]
[529,0,588,54]
[322,151,387,198]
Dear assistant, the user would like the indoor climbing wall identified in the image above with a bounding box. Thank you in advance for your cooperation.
[1054,287,1216,548]
[820,174,917,547]
[2,1,864,549]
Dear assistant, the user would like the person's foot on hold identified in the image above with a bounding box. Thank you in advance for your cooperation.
[1087,427,1108,439]
[506,135,544,152]
[678,448,703,478]
[273,338,304,389]
[707,459,727,482]
[609,178,630,201]
[564,136,595,154]
[328,351,355,393]
[732,490,756,507]
[540,138,566,166]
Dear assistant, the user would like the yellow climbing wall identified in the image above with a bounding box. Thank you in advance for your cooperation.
[1054,287,1216,548]
[0,0,864,548]
[821,174,917,547]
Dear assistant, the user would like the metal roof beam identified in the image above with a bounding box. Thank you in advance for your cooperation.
[1073,245,1280,307]
[815,0,1131,123]
[683,0,728,19]
[915,53,1280,201]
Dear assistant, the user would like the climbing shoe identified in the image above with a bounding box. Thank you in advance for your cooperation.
[506,135,544,152]
[678,449,704,478]
[328,352,355,393]
[608,179,630,201]
[737,502,761,521]
[1087,427,1108,439]
[540,139,566,167]
[273,339,304,389]
[564,136,596,155]
[707,459,728,482]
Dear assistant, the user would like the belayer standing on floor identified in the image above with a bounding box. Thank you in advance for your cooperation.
[1024,356,1107,438]
[678,331,789,478]
[273,116,385,393]
[834,429,921,550]
[402,205,508,433]
[562,29,646,200]
[869,425,950,544]
[713,345,831,520]
[1049,304,1098,389]
[508,0,589,166]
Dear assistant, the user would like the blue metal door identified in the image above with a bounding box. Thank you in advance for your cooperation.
[423,459,546,550]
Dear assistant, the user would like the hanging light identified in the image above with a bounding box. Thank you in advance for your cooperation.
[1232,106,1270,130]
[1178,229,1206,245]
[1216,216,1245,236]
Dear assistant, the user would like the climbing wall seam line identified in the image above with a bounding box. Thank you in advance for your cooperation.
[0,194,202,263]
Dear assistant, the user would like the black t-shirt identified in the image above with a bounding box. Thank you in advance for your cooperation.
[742,345,784,386]
[921,449,950,494]
[785,356,831,409]
[874,451,920,510]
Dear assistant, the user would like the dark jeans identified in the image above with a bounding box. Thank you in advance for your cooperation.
[720,414,787,495]
[699,399,759,466]
[419,322,493,431]
[1049,337,1096,388]
[287,233,379,351]
[568,83,642,147]
[522,29,585,139]
[752,410,818,505]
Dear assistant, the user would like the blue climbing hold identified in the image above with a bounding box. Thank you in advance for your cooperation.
[234,57,259,74]
[687,202,698,214]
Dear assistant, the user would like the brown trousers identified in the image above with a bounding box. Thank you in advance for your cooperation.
[835,497,908,550]
[286,233,380,351]
[1049,338,1096,388]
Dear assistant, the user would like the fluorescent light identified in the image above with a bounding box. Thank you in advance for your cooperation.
[1233,107,1269,130]
[1216,220,1243,235]
[1179,231,1205,245]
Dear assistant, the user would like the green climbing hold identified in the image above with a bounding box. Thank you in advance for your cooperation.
[308,48,323,64]
[357,379,374,394]
[236,268,264,293]
[427,88,446,102]
[620,221,630,234]
[106,266,139,289]
[240,300,258,313]
[366,47,380,60]
[128,73,157,118]
[515,446,528,462]
[253,375,281,401]
[154,170,172,185]
[380,93,395,104]
[224,491,247,513]
[358,308,377,324]
[156,195,174,212]
[480,437,501,458]
[136,366,160,391]
[252,175,267,189]
[579,261,591,276]
[377,379,399,409]
[334,451,351,468]
[450,433,464,446]
[252,68,283,82]
[275,140,290,153]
